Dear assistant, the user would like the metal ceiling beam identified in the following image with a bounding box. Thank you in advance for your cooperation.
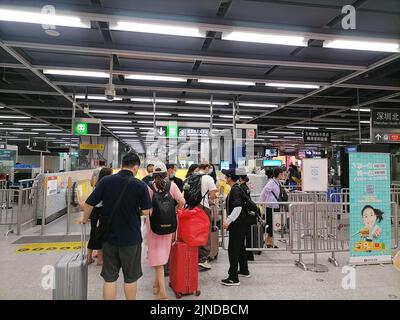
[4,41,367,71]
[247,53,400,123]
[0,40,129,147]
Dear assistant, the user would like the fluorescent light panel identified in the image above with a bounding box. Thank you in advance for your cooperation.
[131,98,177,103]
[266,83,320,89]
[0,127,23,131]
[13,122,48,126]
[137,121,154,124]
[107,126,134,130]
[126,74,186,82]
[0,8,90,28]
[75,95,123,101]
[110,21,205,38]
[101,119,132,123]
[288,126,319,130]
[185,100,229,106]
[323,39,400,53]
[238,102,278,108]
[198,79,255,86]
[219,115,253,119]
[178,113,210,118]
[350,108,370,112]
[222,31,307,47]
[32,128,63,132]
[91,110,128,114]
[135,112,171,116]
[326,127,356,131]
[113,131,137,134]
[0,115,30,119]
[269,131,296,134]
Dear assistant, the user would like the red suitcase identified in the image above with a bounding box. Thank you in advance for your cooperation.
[169,241,200,299]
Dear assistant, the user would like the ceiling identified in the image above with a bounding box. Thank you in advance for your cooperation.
[0,0,399,153]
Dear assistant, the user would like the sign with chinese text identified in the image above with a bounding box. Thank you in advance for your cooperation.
[303,130,331,143]
[371,108,400,143]
[166,125,178,139]
[302,158,328,192]
[79,144,104,151]
[73,118,101,136]
[349,152,391,265]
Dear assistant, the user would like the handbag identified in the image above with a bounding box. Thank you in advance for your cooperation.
[177,206,210,247]
[94,177,132,244]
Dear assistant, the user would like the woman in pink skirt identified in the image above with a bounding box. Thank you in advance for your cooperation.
[146,162,185,300]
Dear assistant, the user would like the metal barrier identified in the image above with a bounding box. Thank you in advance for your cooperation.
[0,183,38,236]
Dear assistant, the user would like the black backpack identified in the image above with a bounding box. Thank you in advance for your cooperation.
[237,185,262,222]
[272,179,288,202]
[183,174,209,207]
[149,182,177,235]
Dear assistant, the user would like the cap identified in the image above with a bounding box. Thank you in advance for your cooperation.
[221,168,240,179]
[153,162,167,173]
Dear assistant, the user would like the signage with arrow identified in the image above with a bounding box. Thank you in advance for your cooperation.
[371,108,400,144]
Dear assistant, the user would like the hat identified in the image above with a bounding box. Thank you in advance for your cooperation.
[221,168,240,179]
[153,162,167,173]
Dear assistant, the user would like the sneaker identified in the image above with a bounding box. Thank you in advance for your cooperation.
[221,278,240,286]
[198,261,212,270]
[238,271,251,278]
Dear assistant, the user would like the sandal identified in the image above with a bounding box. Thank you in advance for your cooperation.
[158,294,168,300]
[152,286,160,295]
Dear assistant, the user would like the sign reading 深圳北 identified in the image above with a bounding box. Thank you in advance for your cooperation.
[349,152,392,265]
[371,108,400,143]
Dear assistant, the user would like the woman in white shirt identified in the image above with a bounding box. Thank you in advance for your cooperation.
[260,167,283,248]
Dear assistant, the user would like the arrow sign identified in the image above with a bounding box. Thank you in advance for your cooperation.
[375,133,382,141]
[157,127,165,136]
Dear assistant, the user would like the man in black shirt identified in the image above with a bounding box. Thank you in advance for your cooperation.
[166,163,183,192]
[80,152,152,300]
[221,169,250,286]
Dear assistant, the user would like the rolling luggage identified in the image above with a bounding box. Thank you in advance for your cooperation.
[169,241,200,299]
[53,225,88,300]
[208,205,219,260]
[250,224,265,249]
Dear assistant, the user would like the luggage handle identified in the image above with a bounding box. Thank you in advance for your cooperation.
[80,223,87,257]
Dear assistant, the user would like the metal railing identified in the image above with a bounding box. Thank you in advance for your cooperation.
[0,182,38,236]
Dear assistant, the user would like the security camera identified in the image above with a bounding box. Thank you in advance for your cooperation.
[105,83,116,101]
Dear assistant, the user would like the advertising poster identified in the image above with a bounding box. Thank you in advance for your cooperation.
[47,176,58,196]
[349,152,391,265]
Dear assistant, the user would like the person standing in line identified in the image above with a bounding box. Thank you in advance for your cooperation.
[185,163,199,179]
[196,161,218,270]
[146,162,185,300]
[80,152,152,300]
[208,163,217,184]
[142,163,154,186]
[166,163,184,192]
[221,169,250,286]
[80,167,113,265]
[260,167,283,248]
[90,160,107,187]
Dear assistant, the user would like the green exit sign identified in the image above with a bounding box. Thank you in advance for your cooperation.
[166,125,178,138]
[74,122,88,135]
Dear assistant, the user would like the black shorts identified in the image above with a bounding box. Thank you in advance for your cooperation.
[101,242,143,284]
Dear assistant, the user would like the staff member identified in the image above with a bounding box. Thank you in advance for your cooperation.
[221,169,250,286]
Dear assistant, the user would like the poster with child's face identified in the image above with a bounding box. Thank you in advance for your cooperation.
[349,153,391,265]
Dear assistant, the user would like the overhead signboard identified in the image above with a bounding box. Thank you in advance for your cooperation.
[303,130,331,143]
[73,118,101,136]
[79,144,104,151]
[371,108,400,143]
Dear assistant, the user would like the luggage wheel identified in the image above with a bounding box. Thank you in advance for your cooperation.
[195,290,201,297]
[176,293,182,299]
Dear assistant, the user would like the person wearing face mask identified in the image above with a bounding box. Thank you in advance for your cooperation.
[208,163,217,184]
[166,164,183,192]
[142,163,154,186]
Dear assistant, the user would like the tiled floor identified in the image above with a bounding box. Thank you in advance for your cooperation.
[1,221,399,300]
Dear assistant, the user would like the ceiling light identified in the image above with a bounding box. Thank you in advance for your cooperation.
[269,131,296,134]
[323,39,400,53]
[0,8,90,28]
[198,79,255,86]
[288,126,319,130]
[47,133,72,136]
[136,121,155,125]
[258,135,278,138]
[360,121,371,124]
[126,74,186,82]
[350,108,370,112]
[222,31,307,47]
[13,122,48,126]
[185,100,229,106]
[266,83,320,89]
[238,102,278,108]
[10,132,38,135]
[326,127,356,131]
[110,21,205,38]
[75,95,123,101]
[219,115,253,119]
[213,123,233,127]
[0,115,30,119]
[43,69,109,78]
[283,136,302,139]
[32,129,63,132]
[113,131,137,134]
[178,113,211,118]
[131,98,178,103]
[107,126,134,130]
[135,112,171,116]
[101,119,132,123]
[0,127,23,131]
[90,110,128,114]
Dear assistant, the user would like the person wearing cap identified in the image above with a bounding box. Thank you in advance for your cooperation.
[196,161,218,270]
[166,163,184,192]
[221,168,250,286]
[146,162,185,300]
[80,152,152,300]
[260,167,284,248]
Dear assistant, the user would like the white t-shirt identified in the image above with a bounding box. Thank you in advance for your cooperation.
[198,171,217,209]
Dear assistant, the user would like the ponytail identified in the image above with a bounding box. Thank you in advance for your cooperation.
[153,172,167,191]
